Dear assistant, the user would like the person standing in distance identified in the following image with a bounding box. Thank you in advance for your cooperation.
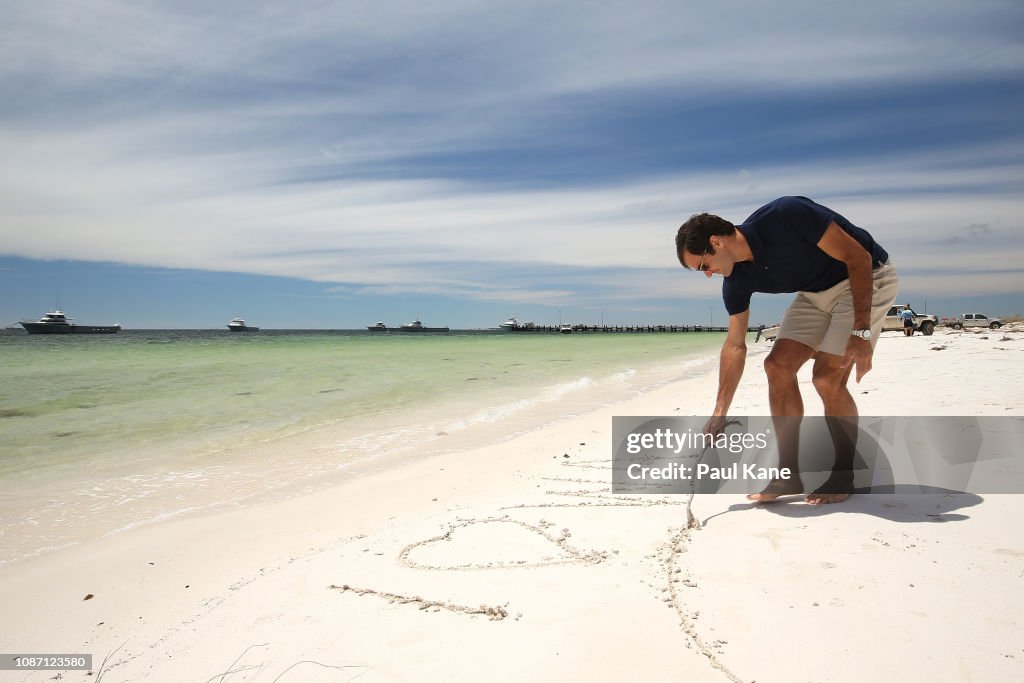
[901,305,915,337]
[675,196,899,504]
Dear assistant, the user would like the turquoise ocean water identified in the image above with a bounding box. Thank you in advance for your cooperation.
[0,329,725,565]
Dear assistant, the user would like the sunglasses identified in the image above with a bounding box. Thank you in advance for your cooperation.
[696,249,709,272]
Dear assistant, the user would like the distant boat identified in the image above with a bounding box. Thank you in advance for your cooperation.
[400,318,449,332]
[366,319,449,332]
[227,318,259,332]
[19,309,121,335]
[497,317,538,332]
[559,324,574,334]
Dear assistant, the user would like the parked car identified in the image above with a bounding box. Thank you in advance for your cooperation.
[945,313,1004,330]
[758,324,780,341]
[882,305,937,335]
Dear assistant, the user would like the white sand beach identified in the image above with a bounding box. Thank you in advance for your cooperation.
[2,326,1023,682]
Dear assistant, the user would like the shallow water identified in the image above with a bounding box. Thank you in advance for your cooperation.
[0,328,724,564]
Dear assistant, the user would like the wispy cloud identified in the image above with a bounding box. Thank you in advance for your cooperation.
[2,0,1023,315]
[936,223,993,246]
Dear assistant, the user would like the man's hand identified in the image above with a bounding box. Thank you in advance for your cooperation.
[703,415,743,437]
[841,336,873,382]
[703,415,730,437]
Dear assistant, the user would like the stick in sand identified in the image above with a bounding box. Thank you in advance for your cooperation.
[685,418,742,530]
[684,444,709,529]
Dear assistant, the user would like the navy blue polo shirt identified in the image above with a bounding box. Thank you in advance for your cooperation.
[722,196,889,315]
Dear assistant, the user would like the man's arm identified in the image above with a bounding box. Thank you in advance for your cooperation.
[816,221,874,381]
[705,309,749,434]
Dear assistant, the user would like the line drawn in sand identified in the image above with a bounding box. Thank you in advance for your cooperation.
[657,525,745,683]
[556,458,609,471]
[504,455,690,510]
[502,490,686,511]
[537,475,608,485]
[329,584,510,621]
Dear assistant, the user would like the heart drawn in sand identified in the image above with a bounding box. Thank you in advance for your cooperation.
[400,516,605,570]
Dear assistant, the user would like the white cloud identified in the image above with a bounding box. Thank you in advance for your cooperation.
[3,122,1022,305]
[2,0,1023,309]
[6,1,1021,97]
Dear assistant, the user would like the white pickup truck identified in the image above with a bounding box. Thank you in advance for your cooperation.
[945,313,1005,330]
[882,305,937,336]
[756,304,938,342]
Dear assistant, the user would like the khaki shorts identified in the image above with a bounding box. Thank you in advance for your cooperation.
[777,261,900,357]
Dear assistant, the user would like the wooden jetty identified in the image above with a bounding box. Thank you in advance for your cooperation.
[501,324,740,333]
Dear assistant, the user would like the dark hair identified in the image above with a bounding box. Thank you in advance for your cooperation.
[675,213,736,268]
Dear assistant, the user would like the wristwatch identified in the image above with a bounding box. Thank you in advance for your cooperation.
[850,329,872,340]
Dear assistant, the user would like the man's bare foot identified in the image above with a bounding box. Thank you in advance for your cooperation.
[806,471,855,505]
[805,492,850,505]
[747,476,804,503]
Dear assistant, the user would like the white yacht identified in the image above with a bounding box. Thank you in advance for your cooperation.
[20,309,121,334]
[399,318,449,332]
[227,318,259,332]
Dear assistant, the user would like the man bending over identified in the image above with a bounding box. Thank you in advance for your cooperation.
[675,196,899,504]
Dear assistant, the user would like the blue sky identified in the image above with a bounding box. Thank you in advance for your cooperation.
[2,0,1023,328]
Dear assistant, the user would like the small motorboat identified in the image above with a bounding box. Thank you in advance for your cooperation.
[227,318,259,332]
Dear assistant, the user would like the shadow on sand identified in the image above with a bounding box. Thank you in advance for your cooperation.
[704,486,982,526]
